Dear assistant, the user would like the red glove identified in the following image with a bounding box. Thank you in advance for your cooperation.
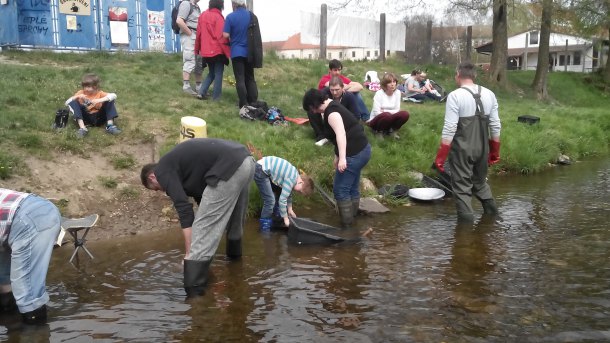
[434,143,451,173]
[488,140,501,166]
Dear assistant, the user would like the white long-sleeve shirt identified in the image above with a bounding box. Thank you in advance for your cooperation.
[368,89,402,122]
[442,85,501,140]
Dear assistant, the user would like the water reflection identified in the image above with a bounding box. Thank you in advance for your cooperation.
[0,160,608,342]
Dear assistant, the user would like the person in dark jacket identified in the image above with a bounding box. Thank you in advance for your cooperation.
[140,138,255,298]
[223,0,262,108]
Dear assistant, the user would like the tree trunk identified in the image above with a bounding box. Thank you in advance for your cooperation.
[489,0,508,86]
[602,23,610,84]
[532,0,553,100]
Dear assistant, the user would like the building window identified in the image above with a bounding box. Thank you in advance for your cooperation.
[529,30,539,45]
[339,52,343,58]
[366,51,370,57]
[387,50,390,56]
[352,51,355,58]
[573,52,581,65]
[308,54,312,59]
[567,55,571,65]
[374,50,378,57]
[328,53,332,59]
[558,54,566,66]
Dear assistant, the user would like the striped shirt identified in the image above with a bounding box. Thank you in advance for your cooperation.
[257,156,299,218]
[0,188,30,247]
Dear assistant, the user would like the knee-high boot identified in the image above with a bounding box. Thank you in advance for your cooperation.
[481,199,498,215]
[226,239,242,260]
[22,305,47,325]
[337,200,353,228]
[184,259,212,298]
[351,198,360,218]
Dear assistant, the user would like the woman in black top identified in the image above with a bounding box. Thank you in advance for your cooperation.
[303,88,372,227]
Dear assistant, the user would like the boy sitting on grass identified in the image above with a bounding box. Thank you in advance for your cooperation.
[65,73,121,138]
[253,156,314,230]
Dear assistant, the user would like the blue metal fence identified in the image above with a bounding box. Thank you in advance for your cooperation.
[1,0,180,52]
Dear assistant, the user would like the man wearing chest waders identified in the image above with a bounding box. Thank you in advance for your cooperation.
[433,62,502,223]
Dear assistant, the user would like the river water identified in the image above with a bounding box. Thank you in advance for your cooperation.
[1,159,608,342]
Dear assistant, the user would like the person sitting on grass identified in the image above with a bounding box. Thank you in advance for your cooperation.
[65,73,121,138]
[317,59,369,121]
[367,72,410,140]
[404,71,442,103]
[253,156,314,231]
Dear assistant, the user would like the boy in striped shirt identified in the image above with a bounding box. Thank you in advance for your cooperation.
[254,156,313,230]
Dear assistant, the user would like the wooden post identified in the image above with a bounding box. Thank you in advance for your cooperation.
[380,13,386,62]
[320,4,327,60]
[426,20,432,64]
[247,0,253,11]
[564,39,568,72]
[466,25,472,61]
[404,21,408,62]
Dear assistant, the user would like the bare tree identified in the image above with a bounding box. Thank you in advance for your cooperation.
[532,0,553,100]
[489,0,508,85]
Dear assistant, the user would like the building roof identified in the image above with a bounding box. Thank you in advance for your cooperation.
[264,33,350,51]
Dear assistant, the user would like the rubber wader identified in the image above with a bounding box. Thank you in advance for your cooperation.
[184,259,212,298]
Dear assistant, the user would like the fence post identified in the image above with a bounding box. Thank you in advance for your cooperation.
[320,4,327,60]
[524,33,529,70]
[380,13,386,62]
[466,25,472,61]
[564,39,568,72]
[426,20,432,64]
[403,21,408,62]
[247,0,253,11]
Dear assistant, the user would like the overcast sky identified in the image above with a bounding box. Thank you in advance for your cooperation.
[217,0,413,42]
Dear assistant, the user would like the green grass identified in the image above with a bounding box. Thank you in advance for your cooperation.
[1,50,609,188]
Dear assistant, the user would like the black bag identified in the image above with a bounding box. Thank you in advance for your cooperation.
[171,1,193,35]
[53,108,69,129]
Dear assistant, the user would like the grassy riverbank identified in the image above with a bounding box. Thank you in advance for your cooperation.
[1,50,609,191]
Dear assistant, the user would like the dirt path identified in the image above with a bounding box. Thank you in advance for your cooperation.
[2,140,179,241]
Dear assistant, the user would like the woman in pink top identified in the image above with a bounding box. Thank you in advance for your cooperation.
[195,0,231,100]
[366,72,410,139]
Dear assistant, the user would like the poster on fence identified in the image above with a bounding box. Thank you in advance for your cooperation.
[147,11,165,51]
[109,7,129,45]
[60,0,91,16]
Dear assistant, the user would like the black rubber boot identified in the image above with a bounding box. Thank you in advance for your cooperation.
[184,259,212,298]
[337,200,353,228]
[351,198,360,218]
[226,239,242,260]
[21,305,47,325]
[481,199,498,215]
[0,292,17,314]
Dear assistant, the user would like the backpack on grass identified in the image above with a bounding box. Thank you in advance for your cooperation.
[171,1,194,34]
[52,108,70,130]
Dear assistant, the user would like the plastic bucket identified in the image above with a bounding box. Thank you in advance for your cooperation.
[180,116,207,142]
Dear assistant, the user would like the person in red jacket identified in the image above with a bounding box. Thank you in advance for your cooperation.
[433,62,501,223]
[194,0,230,101]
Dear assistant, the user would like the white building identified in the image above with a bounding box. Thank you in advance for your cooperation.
[264,33,393,61]
[476,30,607,72]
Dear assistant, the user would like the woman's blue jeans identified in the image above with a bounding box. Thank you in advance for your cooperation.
[333,144,372,201]
[0,195,60,313]
[200,60,225,100]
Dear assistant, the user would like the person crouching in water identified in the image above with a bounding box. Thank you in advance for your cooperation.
[253,156,313,231]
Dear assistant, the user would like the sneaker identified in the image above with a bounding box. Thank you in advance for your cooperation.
[182,85,197,96]
[374,131,385,140]
[106,125,121,135]
[407,97,423,103]
[76,128,88,138]
[195,84,202,93]
[315,138,329,146]
[197,94,208,100]
[392,132,400,140]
